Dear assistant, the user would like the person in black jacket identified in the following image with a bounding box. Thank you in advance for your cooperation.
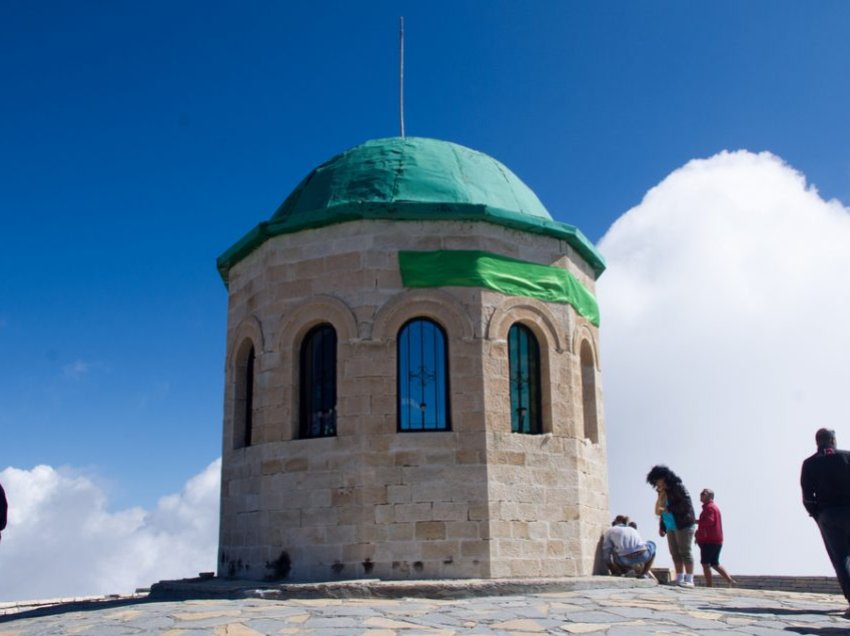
[647,465,697,587]
[0,481,7,544]
[801,428,850,617]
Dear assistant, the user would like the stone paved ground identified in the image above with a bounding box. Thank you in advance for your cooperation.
[1,585,850,635]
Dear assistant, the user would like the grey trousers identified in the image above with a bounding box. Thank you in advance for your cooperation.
[665,525,696,566]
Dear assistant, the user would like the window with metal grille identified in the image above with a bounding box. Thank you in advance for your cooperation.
[299,324,337,438]
[397,318,450,431]
[508,323,542,434]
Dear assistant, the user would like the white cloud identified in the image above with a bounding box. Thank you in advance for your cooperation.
[0,150,844,602]
[61,360,111,381]
[599,150,850,576]
[0,459,220,602]
[62,360,93,380]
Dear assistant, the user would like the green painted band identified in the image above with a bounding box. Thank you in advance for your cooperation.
[398,250,600,326]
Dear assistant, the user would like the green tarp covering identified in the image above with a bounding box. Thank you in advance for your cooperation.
[216,138,606,286]
[398,250,600,326]
[273,137,554,223]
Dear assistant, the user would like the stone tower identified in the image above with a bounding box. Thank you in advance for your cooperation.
[216,137,608,582]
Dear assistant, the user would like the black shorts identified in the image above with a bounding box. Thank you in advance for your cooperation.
[699,543,723,566]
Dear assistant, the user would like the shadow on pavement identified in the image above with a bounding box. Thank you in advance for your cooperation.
[701,605,840,617]
[0,596,159,623]
[785,629,850,635]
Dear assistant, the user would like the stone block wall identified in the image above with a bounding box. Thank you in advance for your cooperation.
[218,219,608,581]
[652,570,842,594]
[479,290,608,578]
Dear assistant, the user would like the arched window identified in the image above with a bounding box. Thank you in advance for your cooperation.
[508,323,542,434]
[299,324,337,438]
[397,318,450,431]
[580,340,599,443]
[234,343,256,449]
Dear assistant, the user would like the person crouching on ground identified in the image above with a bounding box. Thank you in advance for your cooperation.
[601,515,657,578]
[695,488,736,587]
[647,465,697,588]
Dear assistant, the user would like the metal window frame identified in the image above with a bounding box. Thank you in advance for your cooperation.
[396,317,451,433]
[508,323,542,435]
[299,324,338,439]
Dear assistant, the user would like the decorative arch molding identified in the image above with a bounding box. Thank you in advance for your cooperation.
[572,324,601,371]
[272,295,355,443]
[228,315,265,371]
[228,317,261,451]
[579,336,601,445]
[487,299,560,436]
[277,294,358,353]
[486,298,565,353]
[371,289,474,343]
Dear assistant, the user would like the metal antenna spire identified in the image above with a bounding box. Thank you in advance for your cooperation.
[399,16,405,138]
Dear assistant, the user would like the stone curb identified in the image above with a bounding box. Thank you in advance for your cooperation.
[149,575,655,601]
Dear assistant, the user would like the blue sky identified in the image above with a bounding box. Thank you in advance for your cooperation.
[2,1,850,594]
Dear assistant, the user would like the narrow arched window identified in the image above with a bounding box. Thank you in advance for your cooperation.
[580,340,599,443]
[397,318,450,431]
[508,323,542,434]
[299,324,337,438]
[234,342,256,449]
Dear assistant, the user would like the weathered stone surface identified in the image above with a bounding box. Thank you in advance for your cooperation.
[8,582,849,634]
[219,220,607,582]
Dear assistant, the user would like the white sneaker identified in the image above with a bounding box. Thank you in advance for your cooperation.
[677,580,695,588]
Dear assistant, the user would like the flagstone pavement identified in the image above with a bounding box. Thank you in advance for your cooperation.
[2,584,849,635]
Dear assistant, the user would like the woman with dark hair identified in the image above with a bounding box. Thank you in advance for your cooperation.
[647,465,696,587]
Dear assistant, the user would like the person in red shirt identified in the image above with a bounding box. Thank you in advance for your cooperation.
[695,488,736,586]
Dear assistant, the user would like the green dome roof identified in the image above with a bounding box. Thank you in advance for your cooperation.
[273,137,553,223]
[218,137,605,283]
